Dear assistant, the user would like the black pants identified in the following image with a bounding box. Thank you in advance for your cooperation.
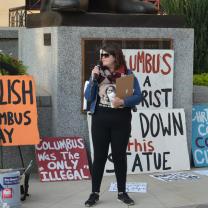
[91,106,132,193]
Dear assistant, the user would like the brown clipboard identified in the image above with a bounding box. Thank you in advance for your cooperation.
[116,74,134,99]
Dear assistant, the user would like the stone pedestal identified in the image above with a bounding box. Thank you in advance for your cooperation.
[0,28,52,170]
[26,12,185,28]
[19,26,194,155]
[193,86,208,104]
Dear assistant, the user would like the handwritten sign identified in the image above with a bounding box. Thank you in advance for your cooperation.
[88,109,190,175]
[0,76,40,146]
[35,137,91,182]
[150,172,199,182]
[192,105,208,167]
[123,49,174,109]
[105,109,189,174]
[109,182,147,193]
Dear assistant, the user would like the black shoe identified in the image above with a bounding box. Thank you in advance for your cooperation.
[85,193,99,207]
[117,192,135,206]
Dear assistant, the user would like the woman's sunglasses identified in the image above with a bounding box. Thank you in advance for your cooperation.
[101,53,110,58]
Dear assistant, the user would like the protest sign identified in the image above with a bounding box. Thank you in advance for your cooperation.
[88,109,190,175]
[123,49,174,109]
[150,172,200,182]
[109,182,147,193]
[35,137,91,182]
[0,76,40,146]
[192,105,208,167]
[105,109,190,174]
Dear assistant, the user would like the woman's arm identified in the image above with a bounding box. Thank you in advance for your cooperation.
[84,78,98,102]
[84,66,100,101]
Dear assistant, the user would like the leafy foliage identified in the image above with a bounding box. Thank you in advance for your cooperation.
[193,73,208,86]
[160,0,208,74]
[0,52,27,75]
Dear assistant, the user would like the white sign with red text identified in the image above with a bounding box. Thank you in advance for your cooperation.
[122,49,174,109]
[88,109,190,175]
[104,109,190,175]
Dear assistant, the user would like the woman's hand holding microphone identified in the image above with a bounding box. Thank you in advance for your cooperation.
[91,66,100,81]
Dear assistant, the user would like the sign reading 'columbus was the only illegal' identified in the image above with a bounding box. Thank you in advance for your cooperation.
[35,137,91,182]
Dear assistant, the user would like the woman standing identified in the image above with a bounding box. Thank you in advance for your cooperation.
[84,43,142,207]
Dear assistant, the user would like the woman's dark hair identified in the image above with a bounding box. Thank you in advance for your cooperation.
[101,43,127,72]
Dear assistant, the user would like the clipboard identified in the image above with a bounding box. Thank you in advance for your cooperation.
[116,74,134,99]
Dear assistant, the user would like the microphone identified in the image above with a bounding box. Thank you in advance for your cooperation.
[92,63,100,82]
[90,63,100,98]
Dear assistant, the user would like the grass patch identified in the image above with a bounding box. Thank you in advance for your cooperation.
[193,73,208,86]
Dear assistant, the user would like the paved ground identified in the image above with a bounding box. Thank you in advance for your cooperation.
[21,169,208,208]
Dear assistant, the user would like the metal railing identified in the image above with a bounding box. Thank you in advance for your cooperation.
[9,6,27,27]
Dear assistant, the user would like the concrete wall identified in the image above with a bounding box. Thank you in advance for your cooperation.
[0,28,52,170]
[19,27,194,156]
[0,27,18,57]
[193,86,208,105]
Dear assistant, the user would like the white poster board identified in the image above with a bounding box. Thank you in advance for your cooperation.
[109,182,147,193]
[123,49,174,109]
[88,109,190,175]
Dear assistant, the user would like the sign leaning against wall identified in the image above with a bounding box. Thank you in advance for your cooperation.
[192,105,208,167]
[123,49,174,109]
[0,75,40,146]
[35,137,91,182]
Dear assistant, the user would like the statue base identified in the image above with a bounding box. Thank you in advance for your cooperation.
[26,12,185,28]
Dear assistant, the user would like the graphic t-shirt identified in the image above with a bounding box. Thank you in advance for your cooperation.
[97,67,126,108]
[99,83,116,107]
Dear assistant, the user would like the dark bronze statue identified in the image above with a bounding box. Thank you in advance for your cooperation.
[41,0,157,14]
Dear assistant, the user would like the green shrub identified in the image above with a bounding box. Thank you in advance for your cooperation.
[160,0,208,74]
[0,52,27,75]
[193,73,208,86]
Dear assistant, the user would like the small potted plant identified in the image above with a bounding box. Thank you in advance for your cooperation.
[0,51,27,75]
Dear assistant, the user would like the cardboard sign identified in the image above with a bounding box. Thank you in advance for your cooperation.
[123,49,174,109]
[192,105,208,167]
[35,137,91,182]
[0,76,40,146]
[88,109,190,175]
